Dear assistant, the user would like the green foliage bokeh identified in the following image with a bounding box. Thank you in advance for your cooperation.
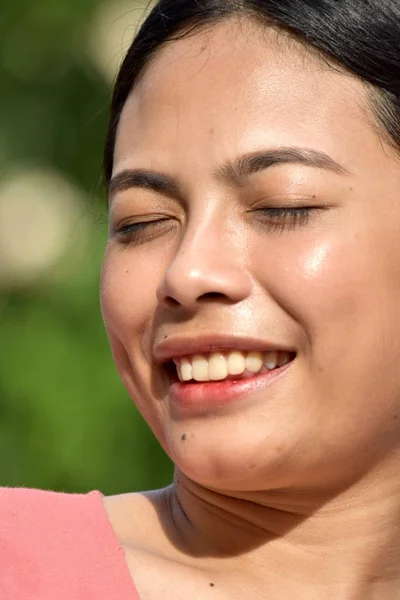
[0,0,173,494]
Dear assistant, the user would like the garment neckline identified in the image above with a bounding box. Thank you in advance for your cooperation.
[90,490,141,599]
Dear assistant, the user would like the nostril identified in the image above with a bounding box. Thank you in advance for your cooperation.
[164,296,180,308]
[198,292,229,303]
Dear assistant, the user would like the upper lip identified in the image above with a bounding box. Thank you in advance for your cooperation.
[153,334,294,364]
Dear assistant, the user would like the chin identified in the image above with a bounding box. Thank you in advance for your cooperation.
[168,434,296,492]
[166,421,376,495]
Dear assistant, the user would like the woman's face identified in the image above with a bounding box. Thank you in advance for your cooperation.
[101,20,400,492]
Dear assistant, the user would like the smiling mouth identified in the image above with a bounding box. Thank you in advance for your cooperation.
[170,350,295,383]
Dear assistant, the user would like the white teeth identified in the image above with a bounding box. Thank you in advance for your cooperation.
[264,351,278,370]
[227,351,246,375]
[191,355,209,382]
[245,351,263,373]
[208,353,228,381]
[174,350,293,382]
[180,358,192,382]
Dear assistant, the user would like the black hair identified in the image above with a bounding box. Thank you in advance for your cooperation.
[103,0,400,186]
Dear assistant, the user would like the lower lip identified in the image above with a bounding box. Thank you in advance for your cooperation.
[169,363,292,415]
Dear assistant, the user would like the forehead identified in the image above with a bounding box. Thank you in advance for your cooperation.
[113,19,383,176]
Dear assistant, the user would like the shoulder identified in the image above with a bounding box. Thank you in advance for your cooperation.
[0,484,102,508]
[0,486,105,571]
[103,488,170,551]
[0,486,104,537]
[0,487,137,599]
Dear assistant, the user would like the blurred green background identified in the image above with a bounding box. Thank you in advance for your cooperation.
[0,0,173,494]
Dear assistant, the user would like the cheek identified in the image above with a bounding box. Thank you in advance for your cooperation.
[256,234,357,331]
[256,227,400,353]
[292,237,363,351]
[259,224,400,408]
[100,247,170,438]
[292,238,357,326]
[100,246,161,337]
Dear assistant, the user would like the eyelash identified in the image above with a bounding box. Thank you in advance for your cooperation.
[250,206,323,233]
[114,218,171,244]
[253,206,321,232]
[114,206,320,243]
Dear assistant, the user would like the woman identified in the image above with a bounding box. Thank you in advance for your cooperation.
[2,0,400,597]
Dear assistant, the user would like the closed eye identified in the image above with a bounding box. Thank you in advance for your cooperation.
[253,206,324,232]
[113,218,173,244]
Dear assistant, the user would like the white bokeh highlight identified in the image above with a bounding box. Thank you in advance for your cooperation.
[0,169,89,287]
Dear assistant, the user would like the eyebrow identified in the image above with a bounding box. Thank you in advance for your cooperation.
[109,169,183,200]
[216,146,350,184]
[109,146,350,199]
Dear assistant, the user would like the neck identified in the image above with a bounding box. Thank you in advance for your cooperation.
[164,466,400,598]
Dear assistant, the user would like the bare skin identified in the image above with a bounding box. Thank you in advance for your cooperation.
[101,19,400,599]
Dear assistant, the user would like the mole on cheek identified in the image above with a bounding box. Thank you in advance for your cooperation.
[181,434,187,441]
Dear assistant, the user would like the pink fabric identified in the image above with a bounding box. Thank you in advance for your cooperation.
[0,487,140,600]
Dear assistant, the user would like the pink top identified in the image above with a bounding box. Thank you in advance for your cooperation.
[0,487,140,599]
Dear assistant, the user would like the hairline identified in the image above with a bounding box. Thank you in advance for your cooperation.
[107,13,400,186]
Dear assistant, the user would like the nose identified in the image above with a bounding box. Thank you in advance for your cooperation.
[156,218,252,311]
